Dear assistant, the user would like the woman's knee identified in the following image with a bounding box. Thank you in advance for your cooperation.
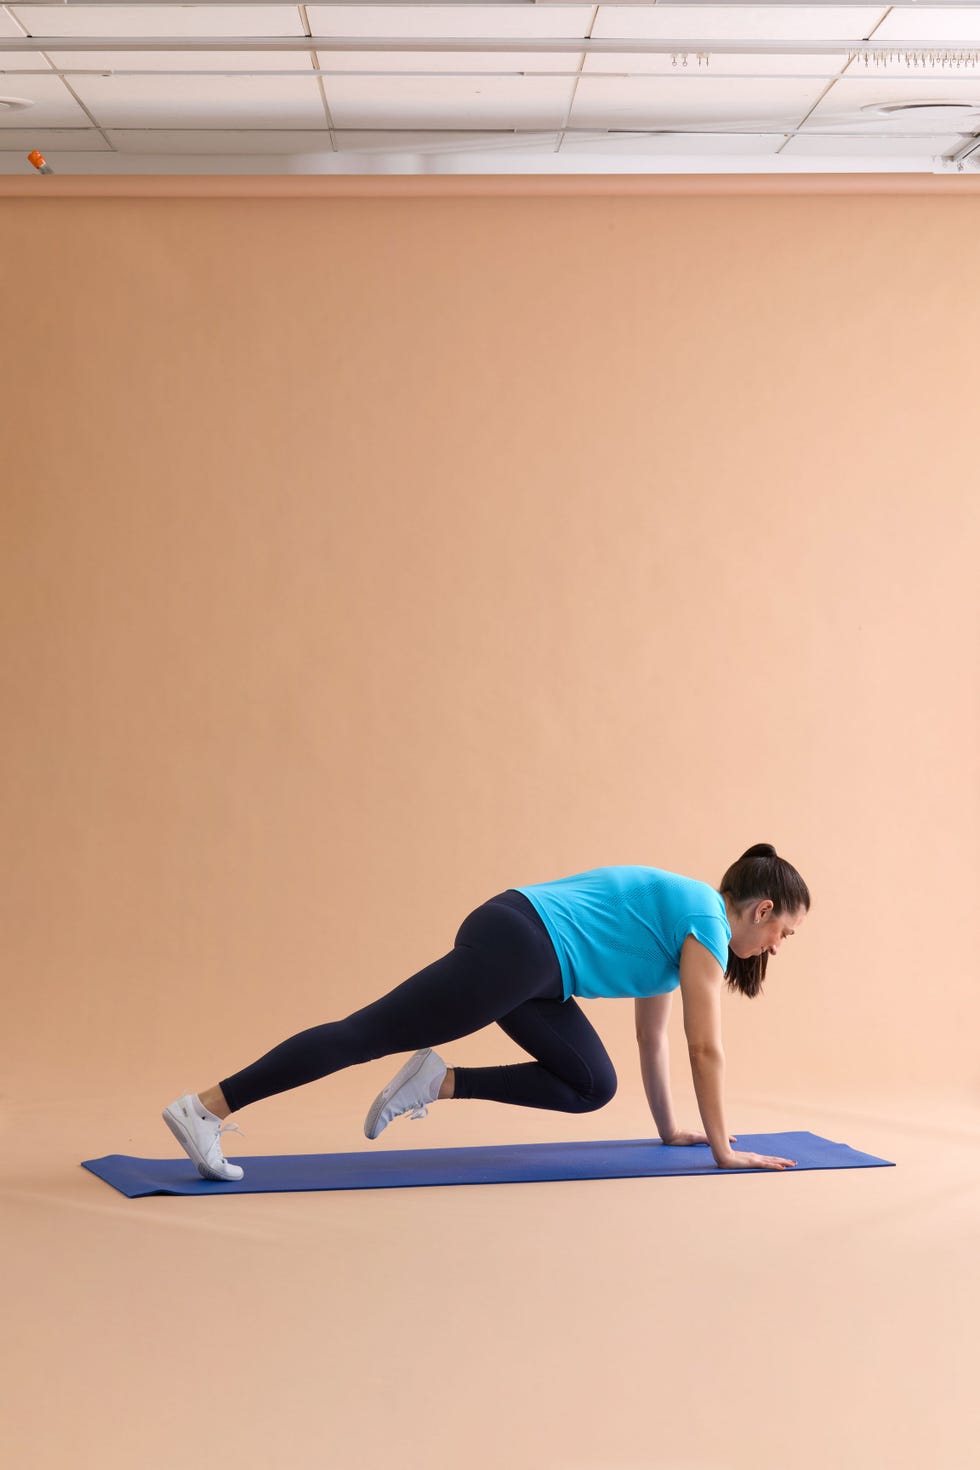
[574,1061,618,1112]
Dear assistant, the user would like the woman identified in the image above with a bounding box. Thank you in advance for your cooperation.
[163,843,809,1181]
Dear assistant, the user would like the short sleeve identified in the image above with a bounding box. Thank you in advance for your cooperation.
[674,914,730,972]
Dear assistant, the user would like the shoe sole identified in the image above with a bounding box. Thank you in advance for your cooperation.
[364,1049,433,1140]
[162,1105,243,1183]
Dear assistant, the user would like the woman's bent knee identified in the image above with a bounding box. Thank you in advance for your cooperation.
[576,1066,618,1112]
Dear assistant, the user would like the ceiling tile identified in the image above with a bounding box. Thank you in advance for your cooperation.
[592,6,888,42]
[310,48,574,74]
[329,127,561,151]
[106,126,335,152]
[570,74,826,129]
[65,70,328,128]
[784,131,965,156]
[560,130,782,155]
[323,74,575,128]
[8,6,309,38]
[306,5,592,40]
[0,73,89,125]
[0,126,109,150]
[871,7,980,44]
[45,49,317,73]
[582,50,853,77]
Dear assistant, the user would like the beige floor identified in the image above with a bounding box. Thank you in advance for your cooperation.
[3,1082,977,1470]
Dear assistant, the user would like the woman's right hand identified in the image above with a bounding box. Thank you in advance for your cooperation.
[716,1149,798,1171]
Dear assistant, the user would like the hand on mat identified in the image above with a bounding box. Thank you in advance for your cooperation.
[662,1130,736,1148]
[717,1149,798,1171]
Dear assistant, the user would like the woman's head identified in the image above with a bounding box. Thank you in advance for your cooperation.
[719,844,810,998]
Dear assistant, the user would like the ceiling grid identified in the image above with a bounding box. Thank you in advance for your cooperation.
[302,3,340,150]
[1,2,979,174]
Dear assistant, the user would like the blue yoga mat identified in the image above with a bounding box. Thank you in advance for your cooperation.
[81,1131,894,1198]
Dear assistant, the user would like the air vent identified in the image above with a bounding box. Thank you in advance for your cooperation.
[861,100,980,126]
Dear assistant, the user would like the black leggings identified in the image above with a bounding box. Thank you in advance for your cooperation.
[219,890,618,1116]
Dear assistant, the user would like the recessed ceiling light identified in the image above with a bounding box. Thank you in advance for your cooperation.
[0,95,34,111]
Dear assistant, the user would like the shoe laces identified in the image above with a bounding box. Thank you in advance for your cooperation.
[407,1104,429,1122]
[208,1119,245,1159]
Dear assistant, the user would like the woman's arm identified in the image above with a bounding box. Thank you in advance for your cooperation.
[634,994,679,1141]
[678,936,734,1165]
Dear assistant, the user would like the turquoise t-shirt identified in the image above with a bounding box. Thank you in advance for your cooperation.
[514,865,731,1002]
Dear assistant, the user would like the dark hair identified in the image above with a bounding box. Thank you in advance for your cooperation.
[718,844,811,999]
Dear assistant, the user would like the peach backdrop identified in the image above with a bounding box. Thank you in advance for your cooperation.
[3,179,979,1470]
[4,183,977,1112]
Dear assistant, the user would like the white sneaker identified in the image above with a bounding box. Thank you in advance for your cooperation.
[363,1049,448,1140]
[162,1092,246,1182]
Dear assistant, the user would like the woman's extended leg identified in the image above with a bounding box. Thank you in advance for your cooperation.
[208,891,583,1115]
[165,890,618,1180]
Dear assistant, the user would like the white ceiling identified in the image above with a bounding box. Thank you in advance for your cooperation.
[2,1,980,174]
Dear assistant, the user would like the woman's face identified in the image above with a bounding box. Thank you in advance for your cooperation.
[730,901,806,960]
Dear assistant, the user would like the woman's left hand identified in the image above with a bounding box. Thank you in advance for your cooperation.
[661,1130,737,1147]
